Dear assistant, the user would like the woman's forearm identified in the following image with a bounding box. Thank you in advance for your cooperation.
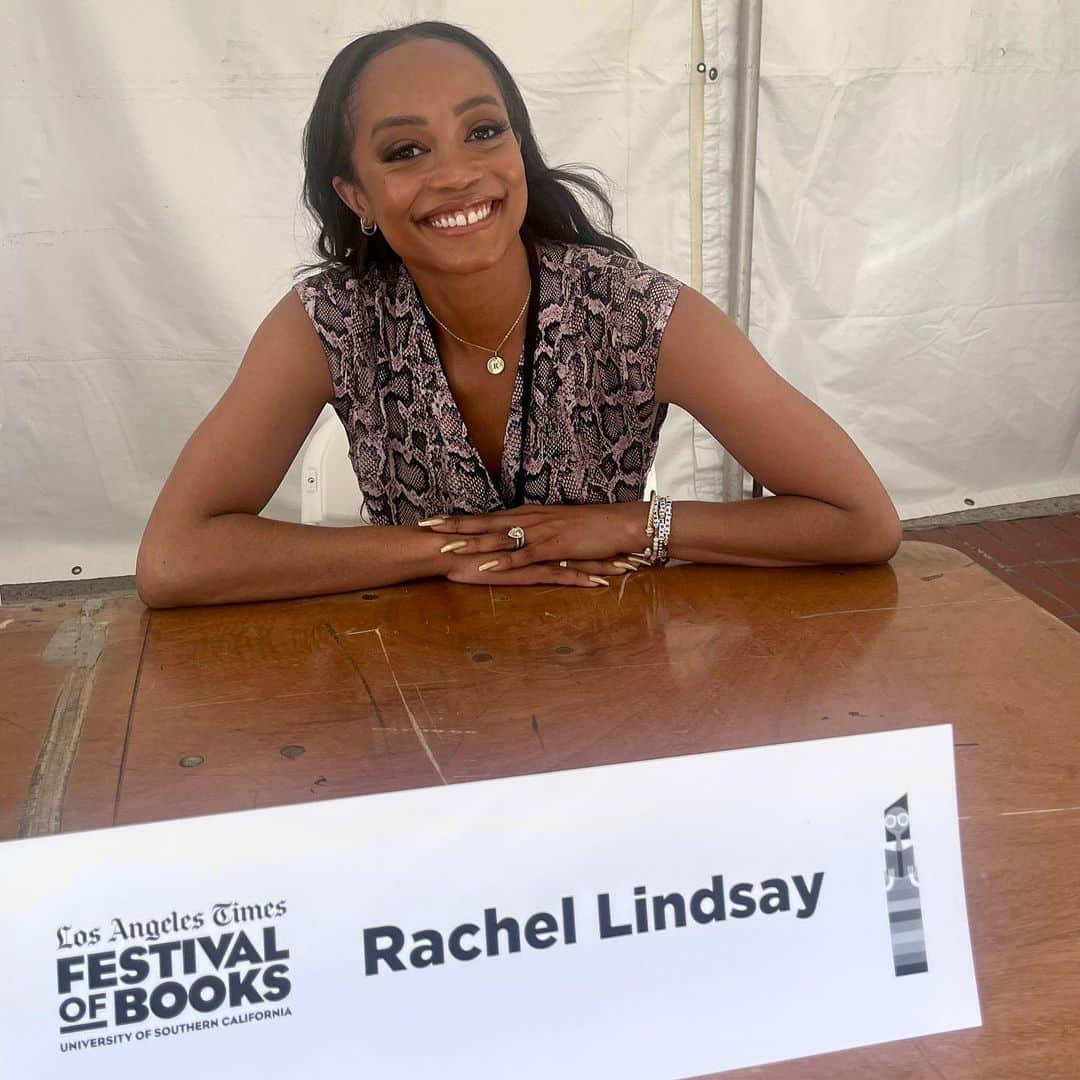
[136,514,449,609]
[633,496,901,568]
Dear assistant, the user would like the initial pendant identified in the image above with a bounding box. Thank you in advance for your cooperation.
[486,355,505,375]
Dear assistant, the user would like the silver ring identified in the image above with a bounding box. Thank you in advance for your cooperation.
[507,526,526,550]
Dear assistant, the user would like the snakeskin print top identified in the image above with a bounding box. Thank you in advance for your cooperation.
[294,237,683,526]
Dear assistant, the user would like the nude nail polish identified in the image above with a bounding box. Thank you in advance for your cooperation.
[440,540,467,553]
[612,561,638,572]
[477,560,499,573]
[418,517,446,527]
[588,576,611,586]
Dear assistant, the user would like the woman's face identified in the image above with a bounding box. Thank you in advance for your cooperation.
[334,38,527,275]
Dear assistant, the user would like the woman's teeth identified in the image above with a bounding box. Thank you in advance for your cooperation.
[426,201,495,229]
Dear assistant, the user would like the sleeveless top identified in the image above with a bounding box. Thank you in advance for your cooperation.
[294,237,683,526]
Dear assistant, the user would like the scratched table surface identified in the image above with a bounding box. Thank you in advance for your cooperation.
[4,540,1079,1079]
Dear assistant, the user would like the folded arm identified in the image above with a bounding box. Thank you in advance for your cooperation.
[425,284,902,574]
[650,284,902,567]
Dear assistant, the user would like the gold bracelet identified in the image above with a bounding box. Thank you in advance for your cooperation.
[629,491,658,563]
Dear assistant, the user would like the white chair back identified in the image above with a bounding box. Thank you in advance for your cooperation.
[300,417,366,526]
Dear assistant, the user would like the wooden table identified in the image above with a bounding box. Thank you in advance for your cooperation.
[4,541,1079,1078]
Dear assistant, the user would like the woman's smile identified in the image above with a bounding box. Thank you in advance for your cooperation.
[420,198,502,237]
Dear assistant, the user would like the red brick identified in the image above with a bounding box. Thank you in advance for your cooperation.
[1009,516,1080,561]
[999,565,1080,617]
[1047,514,1080,542]
[905,526,995,565]
[905,513,1080,572]
[969,521,1044,567]
[1051,560,1080,583]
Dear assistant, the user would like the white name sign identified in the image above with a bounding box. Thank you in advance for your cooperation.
[1,724,980,1077]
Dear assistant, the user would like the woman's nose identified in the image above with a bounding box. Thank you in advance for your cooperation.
[426,142,484,181]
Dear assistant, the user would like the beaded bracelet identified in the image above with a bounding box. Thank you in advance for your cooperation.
[653,495,673,565]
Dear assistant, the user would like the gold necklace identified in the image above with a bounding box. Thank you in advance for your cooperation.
[422,286,531,376]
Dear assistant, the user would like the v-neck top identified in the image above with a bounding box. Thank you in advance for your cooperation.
[294,238,682,526]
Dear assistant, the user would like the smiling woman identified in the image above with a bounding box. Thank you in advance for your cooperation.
[134,19,901,610]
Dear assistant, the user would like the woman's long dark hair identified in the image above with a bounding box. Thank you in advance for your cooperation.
[296,20,636,278]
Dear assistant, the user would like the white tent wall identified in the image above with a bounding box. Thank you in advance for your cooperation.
[749,1,1080,521]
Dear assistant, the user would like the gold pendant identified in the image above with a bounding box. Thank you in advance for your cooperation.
[486,355,505,375]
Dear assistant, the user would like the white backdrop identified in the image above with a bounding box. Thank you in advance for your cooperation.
[749,0,1080,518]
[1,1,1077,584]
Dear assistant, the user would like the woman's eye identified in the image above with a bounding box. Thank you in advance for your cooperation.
[385,122,507,162]
[471,122,507,141]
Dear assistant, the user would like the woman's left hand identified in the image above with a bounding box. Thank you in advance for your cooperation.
[420,503,649,573]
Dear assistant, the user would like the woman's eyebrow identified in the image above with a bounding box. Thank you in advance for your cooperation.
[370,94,501,138]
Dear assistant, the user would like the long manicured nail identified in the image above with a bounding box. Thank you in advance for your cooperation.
[613,561,638,572]
[477,560,500,573]
[440,540,467,553]
[627,556,651,567]
[418,517,445,527]
[588,575,611,587]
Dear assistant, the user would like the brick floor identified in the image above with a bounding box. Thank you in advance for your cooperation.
[903,513,1080,633]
